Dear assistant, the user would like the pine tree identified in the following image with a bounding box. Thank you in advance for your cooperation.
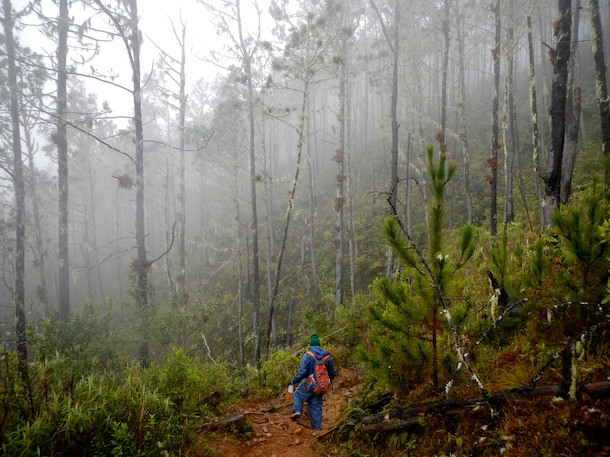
[360,145,474,392]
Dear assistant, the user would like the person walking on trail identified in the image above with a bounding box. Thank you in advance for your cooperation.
[288,334,336,431]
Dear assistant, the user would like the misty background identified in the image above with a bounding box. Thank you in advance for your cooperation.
[1,0,608,365]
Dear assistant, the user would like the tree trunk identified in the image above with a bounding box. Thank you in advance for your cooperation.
[265,74,310,358]
[490,0,501,236]
[456,6,473,224]
[86,145,105,300]
[335,35,347,307]
[2,0,28,378]
[22,95,49,309]
[361,381,610,433]
[164,159,175,301]
[262,118,277,346]
[57,0,70,317]
[94,0,151,361]
[503,0,515,225]
[589,0,610,188]
[527,15,544,229]
[347,66,357,301]
[233,154,245,368]
[439,0,451,152]
[370,0,399,275]
[238,2,262,364]
[561,0,581,204]
[306,91,319,293]
[130,1,149,363]
[177,22,187,309]
[544,0,571,227]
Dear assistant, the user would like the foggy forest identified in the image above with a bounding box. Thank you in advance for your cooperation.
[1,0,610,455]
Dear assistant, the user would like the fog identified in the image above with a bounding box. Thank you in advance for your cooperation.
[1,0,608,360]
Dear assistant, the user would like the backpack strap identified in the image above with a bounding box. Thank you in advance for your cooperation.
[307,351,330,363]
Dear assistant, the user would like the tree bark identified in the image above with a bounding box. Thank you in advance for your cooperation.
[370,0,399,275]
[589,0,610,188]
[94,0,150,361]
[335,34,347,307]
[490,0,501,236]
[177,21,187,309]
[561,0,581,204]
[2,0,28,378]
[456,6,473,224]
[57,0,70,317]
[361,381,610,433]
[502,0,515,225]
[306,91,319,293]
[439,0,451,152]
[544,0,571,227]
[239,0,262,364]
[527,14,544,229]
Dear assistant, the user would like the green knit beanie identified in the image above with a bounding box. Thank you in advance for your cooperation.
[309,334,321,347]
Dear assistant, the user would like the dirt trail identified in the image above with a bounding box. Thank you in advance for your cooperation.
[206,368,359,456]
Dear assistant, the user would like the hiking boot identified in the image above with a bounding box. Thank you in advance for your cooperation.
[290,412,302,420]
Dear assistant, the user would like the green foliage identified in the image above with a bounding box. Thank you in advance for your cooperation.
[551,186,610,302]
[145,346,242,417]
[259,351,299,393]
[360,146,474,393]
[30,302,121,376]
[1,359,185,456]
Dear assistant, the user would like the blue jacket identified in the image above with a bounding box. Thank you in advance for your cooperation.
[290,346,336,386]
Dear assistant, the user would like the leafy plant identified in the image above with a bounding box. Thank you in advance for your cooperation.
[259,351,299,394]
[360,146,475,393]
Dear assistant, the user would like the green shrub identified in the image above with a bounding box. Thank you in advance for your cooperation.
[145,346,242,417]
[30,302,121,376]
[259,351,299,394]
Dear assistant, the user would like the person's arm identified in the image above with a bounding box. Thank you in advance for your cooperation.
[290,353,312,385]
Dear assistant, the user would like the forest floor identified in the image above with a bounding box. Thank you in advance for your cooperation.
[201,367,360,456]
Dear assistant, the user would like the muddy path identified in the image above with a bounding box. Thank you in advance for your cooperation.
[204,368,359,456]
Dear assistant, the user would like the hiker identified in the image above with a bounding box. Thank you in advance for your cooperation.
[288,334,336,431]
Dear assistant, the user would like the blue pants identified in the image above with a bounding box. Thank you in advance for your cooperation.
[292,380,323,430]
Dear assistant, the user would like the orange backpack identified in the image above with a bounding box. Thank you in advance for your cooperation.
[306,351,331,395]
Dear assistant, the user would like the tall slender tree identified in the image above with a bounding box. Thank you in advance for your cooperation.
[2,0,28,377]
[57,0,70,317]
[369,0,400,275]
[544,0,571,226]
[456,1,473,224]
[502,0,515,225]
[526,13,544,228]
[561,0,581,204]
[589,0,610,187]
[92,0,150,361]
[200,0,265,363]
[490,0,501,236]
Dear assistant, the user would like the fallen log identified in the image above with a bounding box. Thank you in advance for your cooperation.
[200,413,246,432]
[361,381,610,433]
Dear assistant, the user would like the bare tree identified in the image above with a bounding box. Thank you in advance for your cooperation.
[154,18,189,308]
[369,0,400,274]
[561,0,581,203]
[526,13,544,228]
[200,0,265,363]
[265,0,337,354]
[589,0,610,188]
[502,0,515,225]
[1,0,28,377]
[57,0,69,317]
[490,0,501,236]
[456,1,473,224]
[92,0,150,361]
[544,0,571,227]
